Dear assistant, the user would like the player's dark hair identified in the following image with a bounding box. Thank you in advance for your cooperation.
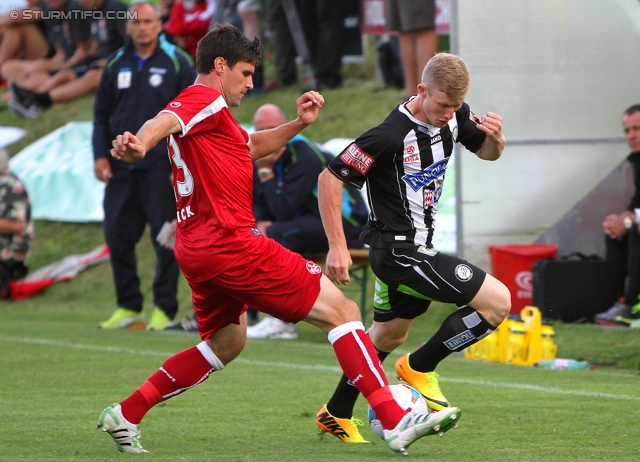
[624,104,640,116]
[196,23,262,75]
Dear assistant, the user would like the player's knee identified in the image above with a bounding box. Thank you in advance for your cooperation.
[474,276,512,326]
[371,330,406,352]
[332,297,362,325]
[205,336,244,366]
[490,281,512,324]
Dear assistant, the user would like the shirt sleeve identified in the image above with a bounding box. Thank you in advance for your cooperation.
[92,64,116,161]
[160,86,222,137]
[456,103,487,153]
[327,119,400,189]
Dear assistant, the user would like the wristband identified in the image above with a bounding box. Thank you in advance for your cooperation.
[258,168,274,180]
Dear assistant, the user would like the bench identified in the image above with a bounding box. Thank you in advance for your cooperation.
[301,248,371,319]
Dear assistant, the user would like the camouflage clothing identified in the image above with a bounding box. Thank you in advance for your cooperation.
[0,170,33,264]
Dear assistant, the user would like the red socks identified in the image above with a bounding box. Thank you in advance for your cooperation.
[120,346,214,424]
[329,322,405,429]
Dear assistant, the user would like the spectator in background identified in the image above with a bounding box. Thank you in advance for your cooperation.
[246,103,368,339]
[236,0,263,94]
[8,0,128,119]
[386,0,438,99]
[0,148,33,297]
[595,104,640,327]
[1,0,94,94]
[263,0,297,89]
[0,0,50,75]
[163,0,215,60]
[157,0,176,24]
[92,1,195,331]
[298,0,347,90]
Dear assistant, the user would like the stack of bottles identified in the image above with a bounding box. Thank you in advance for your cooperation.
[464,306,557,366]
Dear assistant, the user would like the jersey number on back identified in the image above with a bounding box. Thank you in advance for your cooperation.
[169,135,194,197]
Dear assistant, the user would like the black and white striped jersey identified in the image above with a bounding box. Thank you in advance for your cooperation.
[327,99,486,249]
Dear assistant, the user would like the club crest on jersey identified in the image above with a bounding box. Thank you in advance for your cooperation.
[306,261,322,274]
[455,264,473,282]
[149,74,163,87]
[340,143,373,175]
[434,181,443,202]
[402,158,449,192]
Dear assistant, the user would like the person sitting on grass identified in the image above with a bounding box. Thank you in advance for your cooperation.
[7,0,128,119]
[1,0,94,102]
[0,148,33,297]
[0,0,51,78]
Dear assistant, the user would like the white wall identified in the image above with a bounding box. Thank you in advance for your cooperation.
[452,0,640,271]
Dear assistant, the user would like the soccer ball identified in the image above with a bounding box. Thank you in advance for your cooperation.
[368,384,430,439]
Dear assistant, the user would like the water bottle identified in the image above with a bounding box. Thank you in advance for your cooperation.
[534,358,593,370]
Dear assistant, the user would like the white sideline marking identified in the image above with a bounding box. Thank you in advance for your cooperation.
[2,335,640,402]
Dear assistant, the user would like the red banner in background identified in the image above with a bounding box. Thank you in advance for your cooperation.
[361,0,450,35]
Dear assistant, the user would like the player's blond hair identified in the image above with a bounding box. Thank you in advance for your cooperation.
[421,53,470,102]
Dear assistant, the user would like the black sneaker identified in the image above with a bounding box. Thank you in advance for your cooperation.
[615,298,640,326]
[595,300,630,326]
[9,82,37,105]
[8,98,43,119]
[180,314,199,332]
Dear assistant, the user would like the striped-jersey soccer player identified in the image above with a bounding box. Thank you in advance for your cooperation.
[315,52,511,445]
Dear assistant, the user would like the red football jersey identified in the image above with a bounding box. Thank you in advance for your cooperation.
[160,84,256,279]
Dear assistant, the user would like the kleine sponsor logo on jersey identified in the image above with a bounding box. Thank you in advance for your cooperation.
[340,143,373,175]
[402,158,449,192]
[404,154,419,163]
[430,134,442,145]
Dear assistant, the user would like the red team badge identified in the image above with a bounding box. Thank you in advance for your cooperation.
[306,261,322,274]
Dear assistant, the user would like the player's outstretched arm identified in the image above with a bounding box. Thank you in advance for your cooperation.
[318,169,353,285]
[111,112,181,163]
[475,111,506,161]
[249,91,325,160]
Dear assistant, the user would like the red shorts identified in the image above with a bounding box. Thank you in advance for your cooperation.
[182,234,322,340]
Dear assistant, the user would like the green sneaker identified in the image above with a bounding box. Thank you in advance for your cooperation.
[146,308,177,331]
[99,308,144,329]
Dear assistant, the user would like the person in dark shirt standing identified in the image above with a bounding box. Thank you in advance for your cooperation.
[93,1,195,331]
